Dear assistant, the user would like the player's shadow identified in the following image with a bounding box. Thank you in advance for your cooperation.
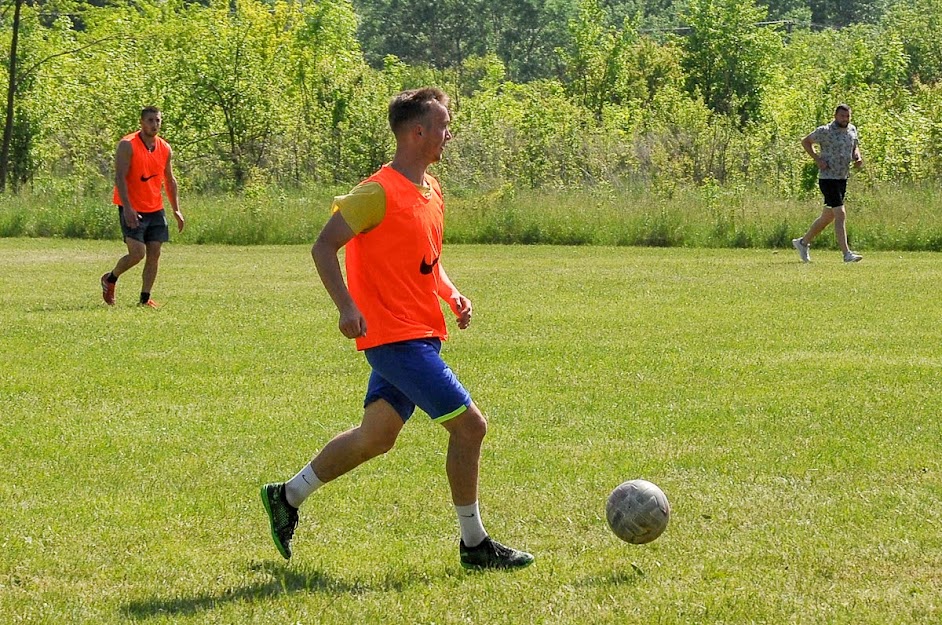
[121,560,416,620]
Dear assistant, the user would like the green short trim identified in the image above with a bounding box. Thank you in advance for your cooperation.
[432,403,469,424]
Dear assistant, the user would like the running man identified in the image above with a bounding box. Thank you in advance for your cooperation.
[793,103,864,263]
[260,88,534,570]
[100,106,183,307]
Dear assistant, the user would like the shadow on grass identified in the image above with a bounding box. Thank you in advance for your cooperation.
[121,560,417,620]
[576,563,648,588]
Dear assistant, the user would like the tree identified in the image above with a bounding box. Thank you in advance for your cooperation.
[560,0,635,120]
[0,0,24,191]
[806,0,890,27]
[678,0,781,124]
[353,0,576,82]
[1,0,118,191]
[165,0,298,188]
[881,0,942,84]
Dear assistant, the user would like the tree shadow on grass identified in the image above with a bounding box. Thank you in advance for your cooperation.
[121,560,417,620]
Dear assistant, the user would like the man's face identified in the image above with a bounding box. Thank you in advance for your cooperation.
[140,112,162,137]
[834,109,851,128]
[418,102,452,163]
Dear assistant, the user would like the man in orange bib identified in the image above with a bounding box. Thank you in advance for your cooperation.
[261,88,533,570]
[100,106,183,308]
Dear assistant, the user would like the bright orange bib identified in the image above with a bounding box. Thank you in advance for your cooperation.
[346,165,448,351]
[112,132,170,213]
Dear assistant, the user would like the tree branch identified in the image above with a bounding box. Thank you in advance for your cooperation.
[15,35,119,87]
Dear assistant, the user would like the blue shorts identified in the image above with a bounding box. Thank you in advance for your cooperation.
[364,338,472,423]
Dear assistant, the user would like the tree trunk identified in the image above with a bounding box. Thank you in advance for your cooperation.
[1,0,24,192]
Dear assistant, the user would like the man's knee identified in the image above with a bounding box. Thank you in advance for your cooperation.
[359,400,404,456]
[126,247,146,264]
[450,405,487,443]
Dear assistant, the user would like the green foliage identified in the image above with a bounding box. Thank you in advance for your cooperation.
[561,0,634,120]
[807,0,892,26]
[678,0,781,124]
[881,0,942,85]
[167,2,291,188]
[354,0,577,82]
[1,0,942,199]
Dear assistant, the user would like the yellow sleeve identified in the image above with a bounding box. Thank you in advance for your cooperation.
[332,181,386,234]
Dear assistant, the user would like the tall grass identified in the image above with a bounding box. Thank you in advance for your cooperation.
[1,180,941,251]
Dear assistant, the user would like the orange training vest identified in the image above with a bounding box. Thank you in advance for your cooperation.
[346,164,448,351]
[112,132,170,213]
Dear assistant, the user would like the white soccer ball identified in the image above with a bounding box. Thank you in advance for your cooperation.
[605,479,670,544]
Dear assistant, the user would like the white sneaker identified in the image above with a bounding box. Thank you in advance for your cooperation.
[843,251,863,263]
[792,238,810,263]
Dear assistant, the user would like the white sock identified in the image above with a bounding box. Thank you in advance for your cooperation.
[284,463,324,508]
[456,502,487,547]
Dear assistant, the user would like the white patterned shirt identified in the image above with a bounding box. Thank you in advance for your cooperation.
[808,121,860,180]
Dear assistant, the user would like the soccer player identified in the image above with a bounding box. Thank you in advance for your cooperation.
[792,103,864,263]
[261,88,534,570]
[100,106,184,308]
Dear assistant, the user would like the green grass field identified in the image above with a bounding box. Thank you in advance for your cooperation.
[2,239,941,624]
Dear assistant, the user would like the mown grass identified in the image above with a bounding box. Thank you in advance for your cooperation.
[1,240,941,624]
[2,179,942,250]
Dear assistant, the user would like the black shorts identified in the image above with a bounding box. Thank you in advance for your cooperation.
[118,206,169,243]
[818,178,848,208]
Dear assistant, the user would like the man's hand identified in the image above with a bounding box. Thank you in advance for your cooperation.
[815,155,829,171]
[338,303,367,338]
[173,210,185,232]
[123,206,140,229]
[450,294,472,330]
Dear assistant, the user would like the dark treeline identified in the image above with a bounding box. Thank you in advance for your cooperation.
[353,0,896,83]
[0,0,940,196]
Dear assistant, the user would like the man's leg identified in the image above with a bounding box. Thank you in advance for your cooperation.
[261,399,403,560]
[101,238,145,305]
[441,403,533,570]
[113,238,147,277]
[833,206,862,261]
[440,403,487,507]
[140,241,162,303]
[802,207,834,245]
[832,205,850,254]
[308,399,404,487]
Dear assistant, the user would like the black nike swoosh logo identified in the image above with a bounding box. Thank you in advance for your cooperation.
[420,256,439,275]
[140,174,158,182]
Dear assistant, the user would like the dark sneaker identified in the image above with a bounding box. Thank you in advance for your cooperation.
[460,536,534,570]
[260,483,299,560]
[101,273,115,305]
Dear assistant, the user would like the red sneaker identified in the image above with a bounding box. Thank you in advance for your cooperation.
[139,299,160,309]
[100,273,115,305]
